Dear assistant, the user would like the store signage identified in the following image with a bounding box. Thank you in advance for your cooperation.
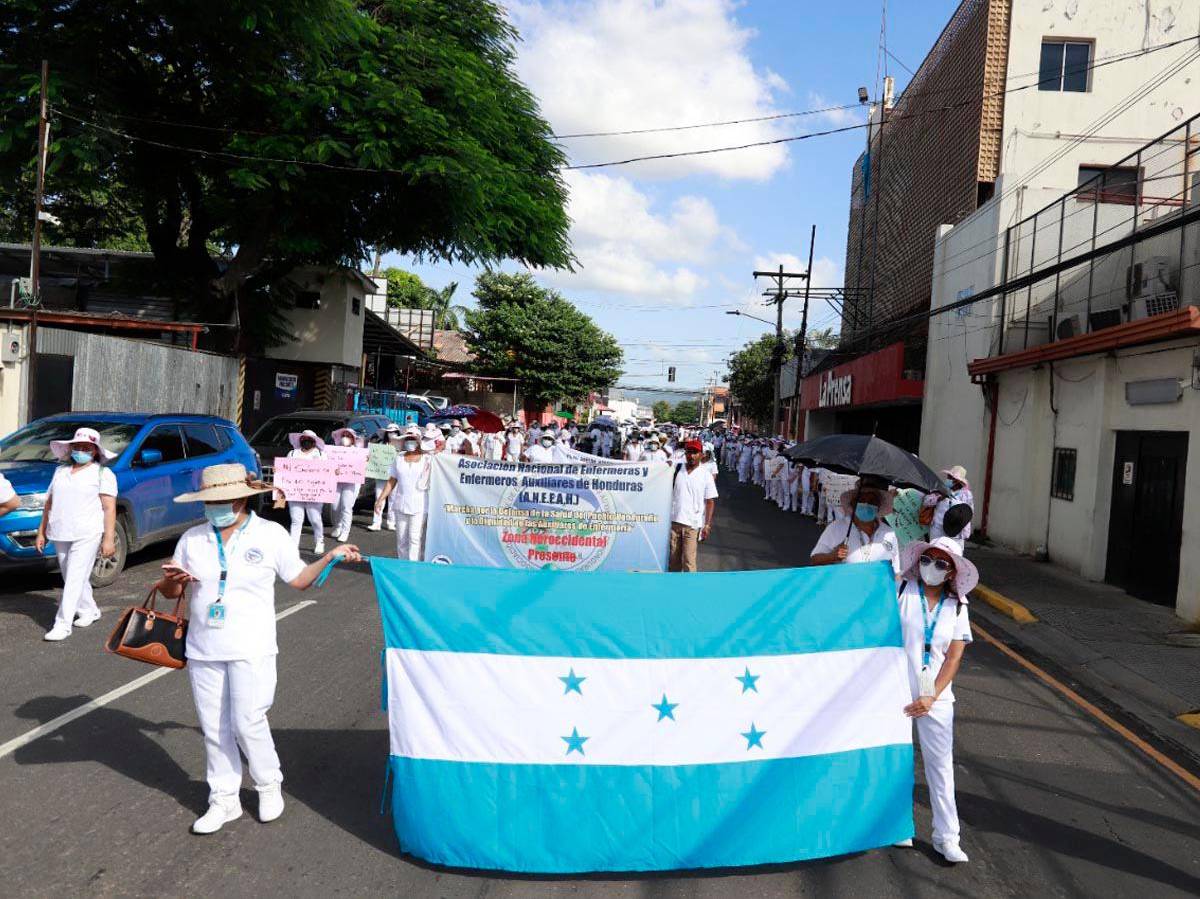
[819,372,853,408]
[1122,462,1135,486]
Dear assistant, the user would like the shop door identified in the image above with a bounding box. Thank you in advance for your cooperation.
[31,353,74,421]
[1105,431,1188,605]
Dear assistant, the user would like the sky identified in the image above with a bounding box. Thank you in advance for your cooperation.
[386,0,963,390]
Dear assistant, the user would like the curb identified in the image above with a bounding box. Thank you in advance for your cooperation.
[973,583,1038,624]
[1178,713,1200,731]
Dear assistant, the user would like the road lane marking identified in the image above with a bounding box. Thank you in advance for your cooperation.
[0,599,318,761]
[971,621,1200,795]
[973,584,1038,623]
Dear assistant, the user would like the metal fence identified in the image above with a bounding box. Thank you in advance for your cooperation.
[39,328,239,418]
[997,110,1200,354]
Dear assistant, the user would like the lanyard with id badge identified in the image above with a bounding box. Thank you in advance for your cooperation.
[208,518,251,629]
[917,582,946,698]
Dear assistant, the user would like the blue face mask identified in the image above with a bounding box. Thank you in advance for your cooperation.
[204,503,239,528]
[855,502,879,523]
[70,450,94,465]
[944,479,958,492]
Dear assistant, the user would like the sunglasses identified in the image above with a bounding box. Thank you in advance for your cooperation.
[919,555,954,573]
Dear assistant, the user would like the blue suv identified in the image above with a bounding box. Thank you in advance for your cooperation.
[0,413,259,586]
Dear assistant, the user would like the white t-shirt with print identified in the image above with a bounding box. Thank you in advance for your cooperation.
[811,519,901,575]
[172,513,307,661]
[46,463,118,541]
[896,579,972,702]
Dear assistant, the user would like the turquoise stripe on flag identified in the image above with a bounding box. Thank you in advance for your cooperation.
[371,558,901,659]
[386,745,914,873]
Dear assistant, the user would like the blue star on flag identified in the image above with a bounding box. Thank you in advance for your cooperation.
[652,694,679,722]
[741,723,766,750]
[736,666,760,694]
[562,727,589,756]
[559,668,586,695]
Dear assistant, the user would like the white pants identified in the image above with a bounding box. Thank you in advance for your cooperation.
[802,488,813,515]
[916,700,960,843]
[817,491,828,523]
[288,502,324,546]
[188,656,282,802]
[372,480,395,529]
[395,512,426,561]
[52,536,101,631]
[333,484,357,536]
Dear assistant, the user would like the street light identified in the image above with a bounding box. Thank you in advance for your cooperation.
[725,309,775,327]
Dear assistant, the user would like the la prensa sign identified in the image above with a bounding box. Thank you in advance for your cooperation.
[818,372,852,408]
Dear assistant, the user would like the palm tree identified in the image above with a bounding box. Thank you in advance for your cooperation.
[428,281,471,331]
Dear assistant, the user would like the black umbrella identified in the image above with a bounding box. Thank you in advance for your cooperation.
[783,434,948,496]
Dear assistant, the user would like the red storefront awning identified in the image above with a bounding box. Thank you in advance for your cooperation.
[798,341,924,411]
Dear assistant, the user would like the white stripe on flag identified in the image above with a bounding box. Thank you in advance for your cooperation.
[386,647,912,766]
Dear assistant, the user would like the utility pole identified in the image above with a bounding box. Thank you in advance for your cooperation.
[798,224,817,378]
[27,59,49,424]
[752,262,808,436]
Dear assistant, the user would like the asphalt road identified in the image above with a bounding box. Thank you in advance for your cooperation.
[1,472,1198,897]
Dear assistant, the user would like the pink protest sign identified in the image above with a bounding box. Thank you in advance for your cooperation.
[324,446,369,484]
[273,456,338,503]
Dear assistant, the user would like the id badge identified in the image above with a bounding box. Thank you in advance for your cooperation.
[206,603,227,629]
[918,665,936,698]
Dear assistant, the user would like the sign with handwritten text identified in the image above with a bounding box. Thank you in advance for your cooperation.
[273,456,338,503]
[366,443,398,480]
[325,446,369,484]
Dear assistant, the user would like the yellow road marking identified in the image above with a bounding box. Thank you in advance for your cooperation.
[974,584,1038,623]
[971,621,1200,795]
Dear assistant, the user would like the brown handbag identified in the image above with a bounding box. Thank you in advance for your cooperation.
[105,586,189,669]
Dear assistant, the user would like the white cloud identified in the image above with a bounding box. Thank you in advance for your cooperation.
[508,0,791,180]
[536,170,743,301]
[807,91,868,129]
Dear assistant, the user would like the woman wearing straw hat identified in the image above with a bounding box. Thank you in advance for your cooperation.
[156,463,360,834]
[925,465,974,552]
[375,427,432,561]
[35,427,118,641]
[892,535,975,864]
[329,428,364,544]
[367,423,401,532]
[284,429,326,553]
[809,475,901,575]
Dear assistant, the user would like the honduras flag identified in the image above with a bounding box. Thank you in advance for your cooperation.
[374,559,914,873]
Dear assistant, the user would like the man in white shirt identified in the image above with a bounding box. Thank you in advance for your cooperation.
[669,439,718,572]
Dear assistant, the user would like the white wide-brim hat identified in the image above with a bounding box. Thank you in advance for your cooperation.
[423,424,442,439]
[941,466,970,489]
[50,426,117,461]
[288,429,326,451]
[899,536,979,597]
[175,463,272,503]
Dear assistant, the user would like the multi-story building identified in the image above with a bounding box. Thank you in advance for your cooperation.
[916,2,1200,620]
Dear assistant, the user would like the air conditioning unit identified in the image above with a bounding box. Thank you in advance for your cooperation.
[1055,314,1083,341]
[1130,291,1180,321]
[1125,256,1172,300]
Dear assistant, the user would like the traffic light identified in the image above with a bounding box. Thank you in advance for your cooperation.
[667,366,676,382]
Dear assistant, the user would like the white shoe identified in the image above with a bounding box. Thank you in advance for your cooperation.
[43,626,72,641]
[892,838,913,848]
[313,540,326,555]
[934,839,969,863]
[366,523,381,532]
[336,531,350,543]
[384,522,396,531]
[74,611,101,628]
[257,784,285,823]
[192,799,243,835]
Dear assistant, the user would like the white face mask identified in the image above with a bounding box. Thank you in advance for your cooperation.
[919,559,951,587]
[341,436,354,446]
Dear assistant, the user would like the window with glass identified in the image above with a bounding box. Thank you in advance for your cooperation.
[1051,447,1077,501]
[0,420,140,463]
[183,423,221,458]
[1077,165,1140,205]
[1039,40,1091,92]
[140,425,187,463]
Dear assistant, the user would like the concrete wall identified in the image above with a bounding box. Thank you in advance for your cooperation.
[0,324,28,435]
[266,269,365,369]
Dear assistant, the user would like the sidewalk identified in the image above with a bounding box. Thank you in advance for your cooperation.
[967,542,1200,761]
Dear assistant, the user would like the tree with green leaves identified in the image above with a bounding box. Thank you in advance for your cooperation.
[807,326,840,348]
[726,332,789,429]
[671,400,700,423]
[464,273,622,405]
[383,267,469,330]
[652,400,672,422]
[0,1,571,348]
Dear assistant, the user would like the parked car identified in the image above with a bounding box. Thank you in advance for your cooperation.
[0,413,259,586]
[247,410,397,484]
[421,393,451,411]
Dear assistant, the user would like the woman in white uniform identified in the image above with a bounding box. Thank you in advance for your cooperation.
[893,536,974,863]
[809,475,901,575]
[375,429,432,560]
[284,430,326,553]
[502,423,524,460]
[329,428,363,543]
[926,465,974,552]
[157,463,360,834]
[623,433,643,461]
[368,424,401,532]
[643,437,669,465]
[35,427,118,641]
[524,432,558,463]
